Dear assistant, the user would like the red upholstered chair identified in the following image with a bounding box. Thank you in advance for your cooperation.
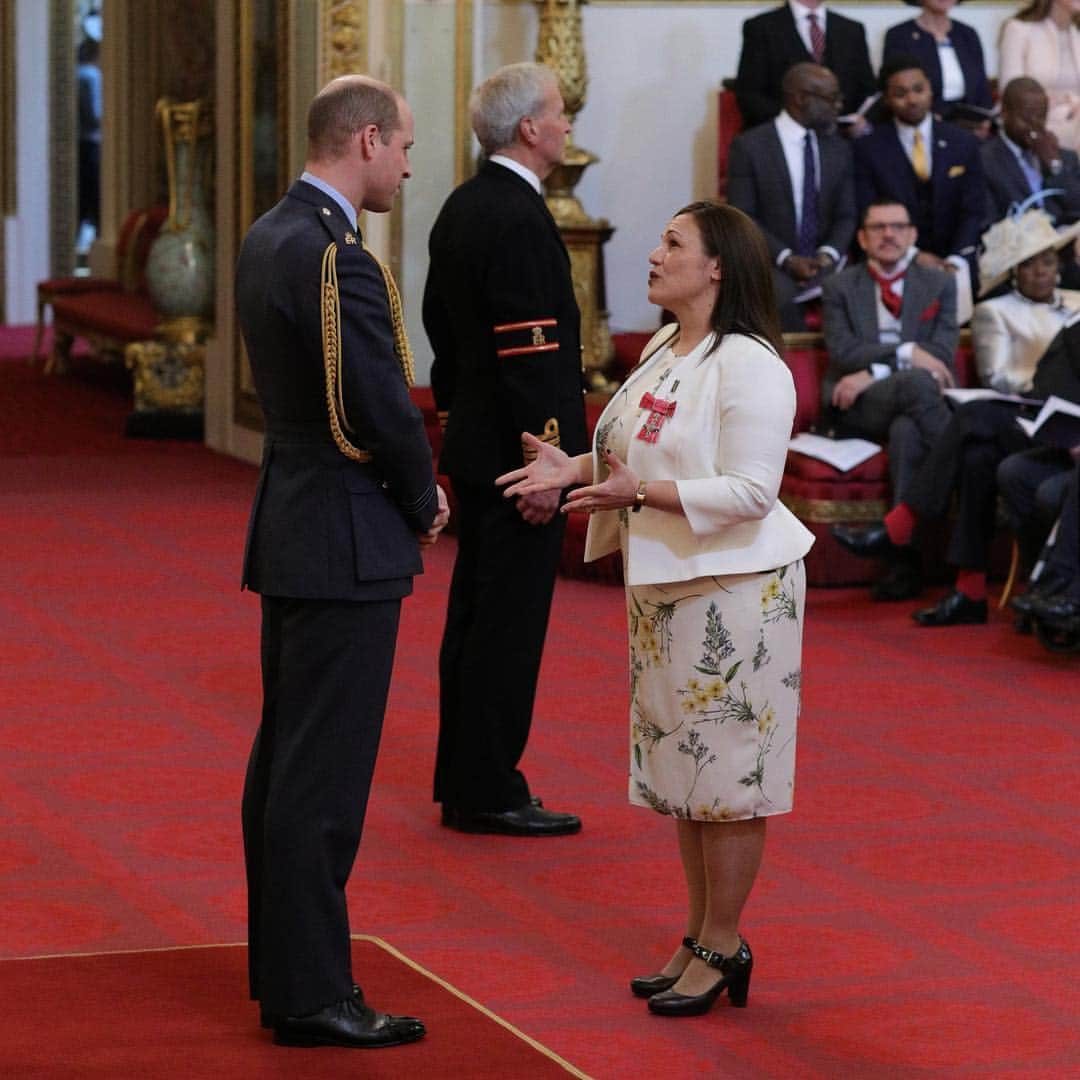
[779,329,979,586]
[717,83,743,202]
[42,206,168,373]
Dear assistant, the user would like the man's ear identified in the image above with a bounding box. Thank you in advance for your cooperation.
[517,114,537,149]
[357,123,381,160]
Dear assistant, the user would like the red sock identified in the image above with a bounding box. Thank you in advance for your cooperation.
[884,503,916,547]
[955,570,986,601]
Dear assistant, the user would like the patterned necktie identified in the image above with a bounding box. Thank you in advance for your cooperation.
[807,12,826,63]
[911,131,931,182]
[798,131,819,256]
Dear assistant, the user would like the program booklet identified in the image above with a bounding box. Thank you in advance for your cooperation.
[788,432,883,472]
[1015,395,1080,449]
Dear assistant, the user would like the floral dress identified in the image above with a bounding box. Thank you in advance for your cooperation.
[599,344,806,822]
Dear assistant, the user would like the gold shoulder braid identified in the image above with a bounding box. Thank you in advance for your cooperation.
[320,240,415,463]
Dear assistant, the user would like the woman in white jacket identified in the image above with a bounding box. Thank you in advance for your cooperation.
[498,201,813,1018]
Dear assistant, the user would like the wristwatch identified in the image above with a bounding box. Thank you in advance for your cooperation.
[632,480,648,513]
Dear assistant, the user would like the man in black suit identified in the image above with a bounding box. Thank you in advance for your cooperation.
[424,63,588,837]
[823,199,957,601]
[854,55,986,281]
[735,0,876,133]
[727,63,856,331]
[237,76,448,1049]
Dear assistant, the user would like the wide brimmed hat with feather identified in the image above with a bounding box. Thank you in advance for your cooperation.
[977,206,1080,296]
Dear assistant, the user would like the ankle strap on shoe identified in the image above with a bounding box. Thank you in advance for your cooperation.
[681,936,698,950]
[690,938,750,969]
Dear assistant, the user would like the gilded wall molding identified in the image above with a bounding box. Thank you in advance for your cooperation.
[49,0,76,279]
[1,0,15,218]
[321,0,367,81]
[455,0,474,186]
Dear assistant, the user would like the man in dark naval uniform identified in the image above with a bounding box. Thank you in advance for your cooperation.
[236,75,448,1049]
[424,62,587,837]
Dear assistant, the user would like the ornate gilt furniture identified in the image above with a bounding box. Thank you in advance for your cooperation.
[42,205,168,374]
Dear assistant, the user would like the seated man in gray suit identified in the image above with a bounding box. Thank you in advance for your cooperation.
[822,198,958,600]
[727,62,855,331]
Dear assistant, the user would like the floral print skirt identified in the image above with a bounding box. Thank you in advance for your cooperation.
[626,561,805,822]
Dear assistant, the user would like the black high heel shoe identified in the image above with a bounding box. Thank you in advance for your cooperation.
[647,938,753,1016]
[629,937,697,998]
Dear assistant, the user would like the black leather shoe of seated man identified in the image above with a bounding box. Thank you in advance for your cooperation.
[832,521,899,559]
[912,590,988,626]
[443,803,582,836]
[273,996,425,1048]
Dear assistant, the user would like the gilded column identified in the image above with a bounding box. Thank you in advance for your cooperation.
[534,0,616,391]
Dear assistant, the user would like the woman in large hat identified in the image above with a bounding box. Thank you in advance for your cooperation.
[973,207,1080,392]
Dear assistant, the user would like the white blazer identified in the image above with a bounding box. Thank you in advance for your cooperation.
[584,326,814,586]
[972,288,1080,394]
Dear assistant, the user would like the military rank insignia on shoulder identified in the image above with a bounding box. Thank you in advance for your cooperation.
[494,318,559,358]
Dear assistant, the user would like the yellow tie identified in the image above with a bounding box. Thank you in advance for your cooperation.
[912,131,930,182]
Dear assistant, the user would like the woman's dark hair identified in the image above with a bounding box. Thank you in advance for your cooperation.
[674,200,784,358]
[1013,0,1080,24]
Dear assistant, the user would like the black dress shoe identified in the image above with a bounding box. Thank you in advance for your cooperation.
[832,521,898,559]
[273,996,425,1048]
[648,938,753,1017]
[913,590,988,626]
[262,984,363,1029]
[871,552,922,602]
[1028,591,1080,627]
[630,937,697,998]
[442,803,581,836]
[1011,574,1069,616]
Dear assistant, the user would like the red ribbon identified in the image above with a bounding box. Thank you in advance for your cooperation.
[637,392,677,443]
[639,392,677,416]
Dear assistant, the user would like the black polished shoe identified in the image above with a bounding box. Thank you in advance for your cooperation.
[440,796,543,827]
[912,590,988,626]
[832,521,899,559]
[630,937,697,998]
[442,803,581,836]
[648,938,753,1017]
[1011,574,1069,616]
[273,996,425,1048]
[1028,591,1080,626]
[871,552,922,602]
[262,984,363,1029]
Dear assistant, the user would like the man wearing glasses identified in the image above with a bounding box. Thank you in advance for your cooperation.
[821,199,957,601]
[728,62,856,330]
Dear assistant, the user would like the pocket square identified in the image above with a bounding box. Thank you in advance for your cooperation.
[947,165,965,178]
[920,299,941,322]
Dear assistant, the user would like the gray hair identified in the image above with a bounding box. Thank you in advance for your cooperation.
[470,62,557,157]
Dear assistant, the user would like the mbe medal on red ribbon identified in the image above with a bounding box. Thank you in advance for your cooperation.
[637,392,677,443]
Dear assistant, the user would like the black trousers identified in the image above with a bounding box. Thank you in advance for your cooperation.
[905,400,1034,570]
[997,447,1075,568]
[242,594,401,1017]
[434,479,565,812]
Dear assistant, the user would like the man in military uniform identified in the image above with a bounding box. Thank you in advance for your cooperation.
[237,75,447,1048]
[424,62,587,836]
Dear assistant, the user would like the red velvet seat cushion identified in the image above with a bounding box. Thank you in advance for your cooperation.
[52,291,160,342]
[38,278,121,297]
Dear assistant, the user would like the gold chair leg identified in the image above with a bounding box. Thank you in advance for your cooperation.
[32,294,47,364]
[998,538,1021,610]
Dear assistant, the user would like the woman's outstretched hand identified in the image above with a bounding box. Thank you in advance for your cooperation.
[562,450,639,514]
[496,433,579,497]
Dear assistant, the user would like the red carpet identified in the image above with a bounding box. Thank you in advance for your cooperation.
[1,332,1079,1078]
[2,937,581,1077]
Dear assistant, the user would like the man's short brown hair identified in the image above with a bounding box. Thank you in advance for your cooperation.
[307,76,401,162]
